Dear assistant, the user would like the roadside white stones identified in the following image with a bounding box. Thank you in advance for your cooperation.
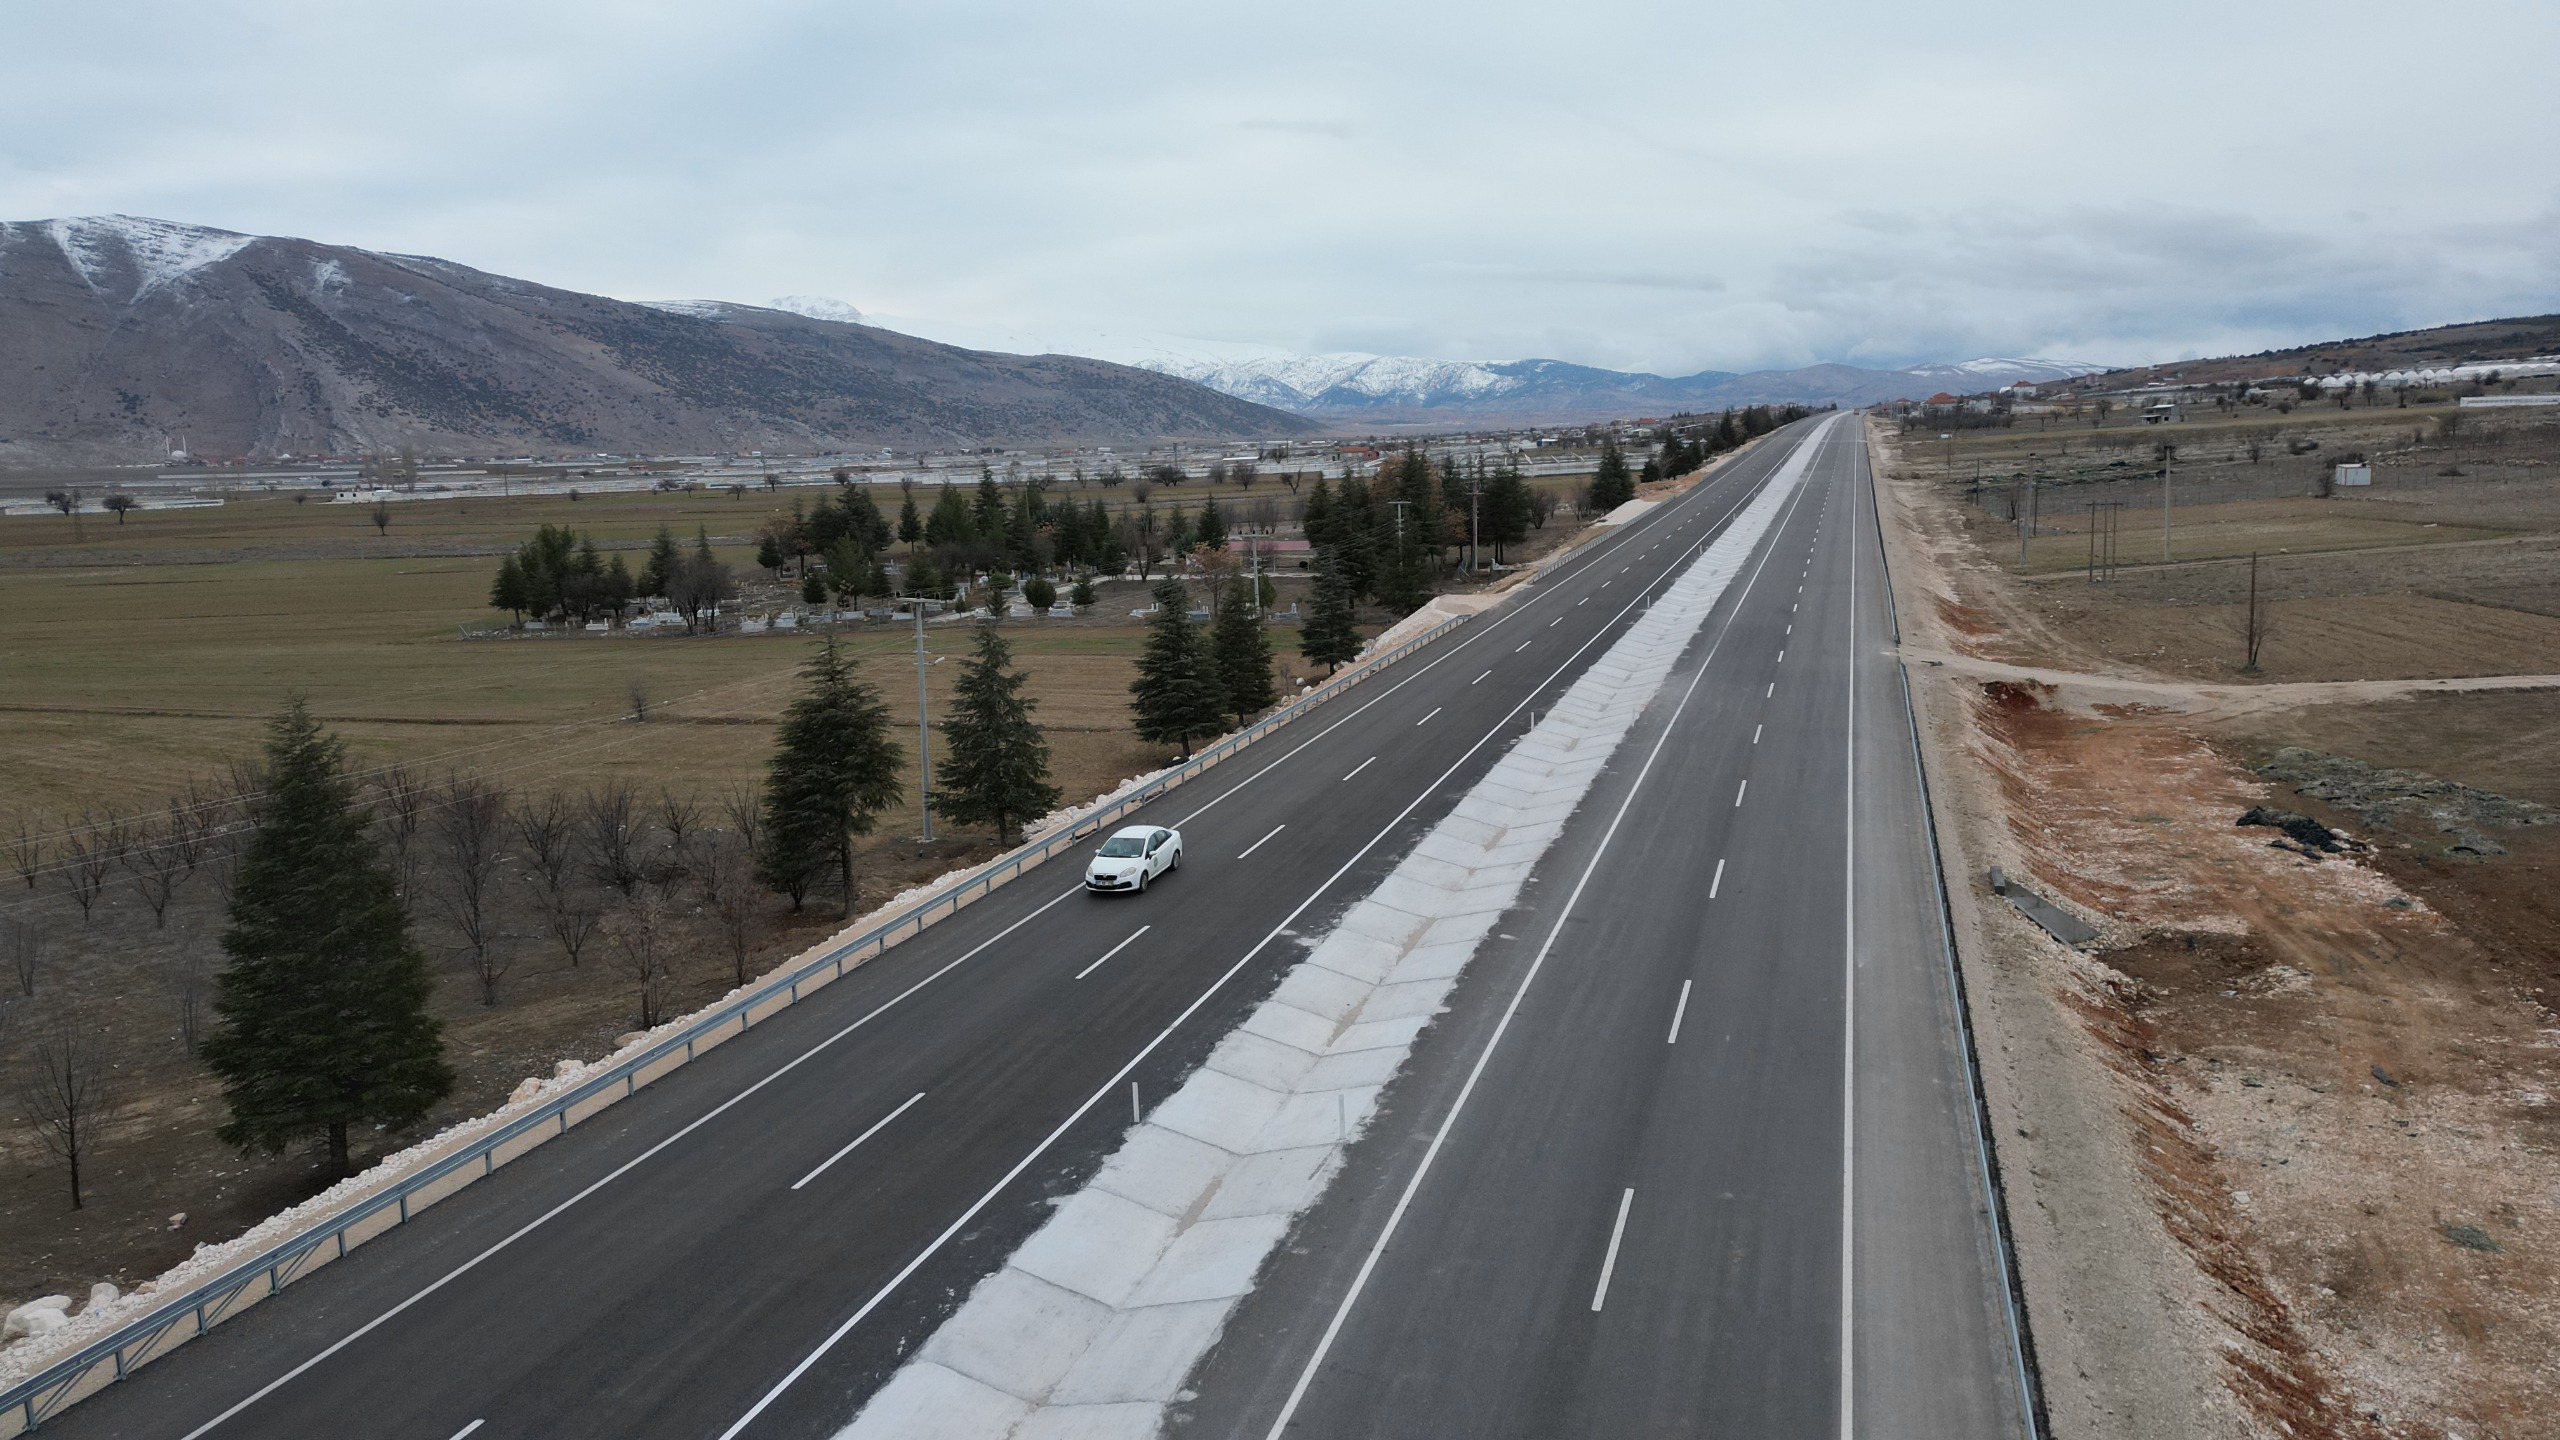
[837,423,1823,1440]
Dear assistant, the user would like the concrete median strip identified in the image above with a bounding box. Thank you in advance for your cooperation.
[835,423,1826,1440]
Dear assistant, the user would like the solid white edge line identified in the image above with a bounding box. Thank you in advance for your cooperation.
[1342,757,1375,781]
[1590,1187,1636,1312]
[1073,924,1153,981]
[1840,421,1859,1440]
[172,882,1085,1440]
[1666,979,1692,1045]
[1237,825,1287,859]
[1709,858,1724,899]
[1260,422,1824,1440]
[791,1092,929,1191]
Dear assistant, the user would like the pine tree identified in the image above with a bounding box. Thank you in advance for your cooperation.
[973,469,1007,540]
[1129,579,1225,759]
[898,491,923,549]
[758,639,904,915]
[637,526,679,596]
[1195,494,1227,552]
[926,485,974,547]
[202,700,453,1177]
[1590,439,1636,512]
[1210,575,1275,723]
[489,553,531,622]
[934,622,1060,845]
[1300,551,1362,675]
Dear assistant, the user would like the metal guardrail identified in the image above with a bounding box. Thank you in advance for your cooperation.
[1,611,1471,1436]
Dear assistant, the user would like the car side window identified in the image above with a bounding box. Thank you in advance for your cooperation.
[1146,833,1163,854]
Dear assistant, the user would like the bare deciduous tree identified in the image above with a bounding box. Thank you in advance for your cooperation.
[6,918,43,997]
[432,776,513,1005]
[122,816,190,928]
[513,791,595,966]
[59,814,128,923]
[694,831,759,987]
[9,819,42,890]
[16,1005,125,1210]
[657,789,704,877]
[582,784,645,897]
[718,783,762,865]
[603,885,675,1028]
[375,765,434,902]
[2238,551,2278,674]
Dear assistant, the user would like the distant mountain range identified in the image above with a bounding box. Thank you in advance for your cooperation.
[1137,352,2098,426]
[0,216,1312,464]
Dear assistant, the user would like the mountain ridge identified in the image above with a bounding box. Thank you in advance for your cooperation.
[1136,348,2097,425]
[0,215,1314,464]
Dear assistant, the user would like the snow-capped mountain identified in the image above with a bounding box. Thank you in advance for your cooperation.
[0,215,1308,462]
[1137,349,2100,424]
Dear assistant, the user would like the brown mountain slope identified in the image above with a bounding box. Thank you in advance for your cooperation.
[2083,313,2560,388]
[0,216,1315,463]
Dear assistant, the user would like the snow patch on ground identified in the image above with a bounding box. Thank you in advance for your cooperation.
[23,216,254,302]
[835,417,1832,1440]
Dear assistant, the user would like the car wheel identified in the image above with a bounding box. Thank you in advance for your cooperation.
[1170,847,1182,871]
[1137,869,1150,893]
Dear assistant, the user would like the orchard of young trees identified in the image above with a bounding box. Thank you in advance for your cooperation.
[489,524,735,632]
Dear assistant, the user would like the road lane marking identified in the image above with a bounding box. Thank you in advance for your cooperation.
[1342,756,1375,781]
[1710,858,1724,898]
[1473,671,1490,685]
[1591,1189,1636,1311]
[1786,624,1792,635]
[449,1425,484,1440]
[1578,596,1588,605]
[1416,707,1441,726]
[1734,780,1747,807]
[1238,825,1287,859]
[1550,616,1563,626]
[726,475,1790,1439]
[1070,917,1152,973]
[1515,641,1531,652]
[792,1092,928,1190]
[1777,649,1785,663]
[1753,724,1762,744]
[1601,580,1611,588]
[1667,980,1692,1044]
[1767,682,1775,697]
[170,877,1087,1440]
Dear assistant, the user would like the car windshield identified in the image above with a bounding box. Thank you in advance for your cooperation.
[1098,836,1145,858]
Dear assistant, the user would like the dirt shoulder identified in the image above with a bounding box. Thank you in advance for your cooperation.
[1872,414,2560,1440]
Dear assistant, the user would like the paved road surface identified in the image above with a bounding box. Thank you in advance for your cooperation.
[1177,419,2035,1437]
[42,428,1857,1440]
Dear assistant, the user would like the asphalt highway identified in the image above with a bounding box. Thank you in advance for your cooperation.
[41,425,1840,1440]
[1178,419,2034,1437]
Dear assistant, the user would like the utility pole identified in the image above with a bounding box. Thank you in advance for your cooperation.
[1468,473,1483,574]
[2017,479,2035,567]
[911,597,934,843]
[2160,442,2177,563]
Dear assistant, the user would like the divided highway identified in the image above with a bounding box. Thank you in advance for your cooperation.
[41,425,1851,1440]
[1179,419,2034,1437]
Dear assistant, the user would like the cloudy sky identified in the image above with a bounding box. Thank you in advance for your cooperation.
[6,1,2555,374]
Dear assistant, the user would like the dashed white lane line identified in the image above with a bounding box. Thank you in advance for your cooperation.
[1602,580,1612,588]
[1473,670,1491,685]
[1591,1189,1636,1312]
[1710,858,1725,898]
[1767,682,1776,698]
[1417,706,1442,726]
[792,1092,929,1190]
[1777,650,1785,664]
[1786,624,1792,635]
[1237,825,1287,859]
[1734,780,1747,808]
[1578,597,1589,606]
[448,1424,484,1440]
[1516,641,1532,652]
[1550,616,1564,626]
[1667,979,1693,1045]
[1342,756,1376,781]
[1752,724,1763,744]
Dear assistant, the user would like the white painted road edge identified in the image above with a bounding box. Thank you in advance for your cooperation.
[835,427,1824,1440]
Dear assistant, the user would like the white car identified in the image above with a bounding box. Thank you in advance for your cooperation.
[1086,825,1183,893]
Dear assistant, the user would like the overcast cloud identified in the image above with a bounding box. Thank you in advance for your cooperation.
[5,1,2555,373]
